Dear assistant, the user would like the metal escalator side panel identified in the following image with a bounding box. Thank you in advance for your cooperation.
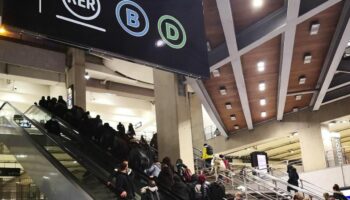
[0,117,93,200]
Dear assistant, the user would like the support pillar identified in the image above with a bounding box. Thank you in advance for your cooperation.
[153,69,194,171]
[66,48,86,110]
[190,93,205,150]
[298,123,327,172]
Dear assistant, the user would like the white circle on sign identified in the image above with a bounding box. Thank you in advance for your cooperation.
[62,0,101,21]
[115,0,149,37]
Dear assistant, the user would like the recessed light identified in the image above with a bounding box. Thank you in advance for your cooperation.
[290,150,295,154]
[310,21,320,35]
[252,0,263,8]
[329,121,336,126]
[260,98,266,106]
[0,26,7,35]
[304,53,312,64]
[261,112,267,118]
[234,125,240,130]
[257,61,265,72]
[212,69,220,77]
[206,41,212,52]
[293,107,299,112]
[295,95,302,101]
[220,87,227,95]
[84,72,90,80]
[347,41,350,47]
[230,114,237,121]
[259,82,266,91]
[291,131,299,137]
[299,76,306,85]
[225,103,232,110]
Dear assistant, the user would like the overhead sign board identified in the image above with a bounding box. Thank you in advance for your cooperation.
[2,0,209,77]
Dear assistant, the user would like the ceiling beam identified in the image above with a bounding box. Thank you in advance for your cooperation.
[277,0,300,120]
[327,73,350,92]
[210,0,343,72]
[216,0,253,130]
[313,1,350,110]
[186,78,228,137]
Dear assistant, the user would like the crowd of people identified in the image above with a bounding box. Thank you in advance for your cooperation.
[36,96,349,200]
[39,96,149,164]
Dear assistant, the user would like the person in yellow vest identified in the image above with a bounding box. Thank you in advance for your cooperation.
[201,144,214,169]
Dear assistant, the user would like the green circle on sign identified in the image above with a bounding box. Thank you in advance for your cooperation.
[158,15,187,49]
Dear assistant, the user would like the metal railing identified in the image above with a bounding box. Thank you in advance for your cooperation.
[0,177,47,200]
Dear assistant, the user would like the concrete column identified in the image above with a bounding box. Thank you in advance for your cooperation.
[153,69,194,171]
[66,48,86,110]
[298,123,327,172]
[190,93,205,150]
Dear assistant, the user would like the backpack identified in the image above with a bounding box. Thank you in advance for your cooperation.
[183,168,192,182]
[206,145,213,155]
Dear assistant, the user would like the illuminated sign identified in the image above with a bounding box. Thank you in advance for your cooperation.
[2,0,209,77]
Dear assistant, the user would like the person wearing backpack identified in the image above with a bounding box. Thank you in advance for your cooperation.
[202,144,214,169]
[192,174,210,200]
[140,179,160,200]
[176,159,192,182]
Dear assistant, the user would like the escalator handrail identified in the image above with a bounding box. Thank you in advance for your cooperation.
[0,101,97,199]
[29,105,186,200]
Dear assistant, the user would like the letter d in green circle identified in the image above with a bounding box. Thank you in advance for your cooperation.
[158,15,187,49]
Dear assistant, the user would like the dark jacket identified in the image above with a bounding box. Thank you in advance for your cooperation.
[333,192,348,200]
[113,171,135,199]
[157,167,174,190]
[171,179,191,200]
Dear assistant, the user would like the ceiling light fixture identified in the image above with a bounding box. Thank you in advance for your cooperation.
[295,95,302,101]
[225,103,232,110]
[0,26,7,35]
[234,125,240,130]
[304,53,312,64]
[220,87,227,95]
[212,69,220,77]
[261,111,267,118]
[230,114,237,121]
[292,131,299,137]
[293,107,299,112]
[252,0,263,8]
[84,72,90,80]
[347,40,350,47]
[310,21,320,35]
[257,61,265,72]
[260,98,266,106]
[329,121,336,126]
[299,76,306,85]
[259,82,266,91]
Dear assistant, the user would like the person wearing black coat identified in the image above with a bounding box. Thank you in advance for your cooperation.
[157,164,174,190]
[110,161,135,200]
[39,96,47,108]
[171,175,191,200]
[287,165,299,192]
[333,184,348,200]
[57,95,67,107]
[117,122,126,135]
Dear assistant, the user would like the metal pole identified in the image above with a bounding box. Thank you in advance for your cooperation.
[243,169,248,200]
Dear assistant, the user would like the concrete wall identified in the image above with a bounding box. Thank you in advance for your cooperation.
[198,97,350,171]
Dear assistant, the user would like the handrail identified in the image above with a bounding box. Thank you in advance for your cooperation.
[247,167,323,199]
[0,102,96,199]
[29,105,184,200]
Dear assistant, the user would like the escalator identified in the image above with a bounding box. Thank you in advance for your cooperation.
[24,104,184,200]
[0,102,115,199]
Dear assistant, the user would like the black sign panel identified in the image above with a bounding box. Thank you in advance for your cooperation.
[0,168,21,177]
[2,0,209,77]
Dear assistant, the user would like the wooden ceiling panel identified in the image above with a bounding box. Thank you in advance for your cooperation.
[241,36,281,124]
[204,64,247,133]
[284,93,314,113]
[230,0,285,33]
[287,2,343,97]
[203,0,226,49]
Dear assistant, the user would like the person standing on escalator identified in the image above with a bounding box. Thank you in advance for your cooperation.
[113,161,135,200]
